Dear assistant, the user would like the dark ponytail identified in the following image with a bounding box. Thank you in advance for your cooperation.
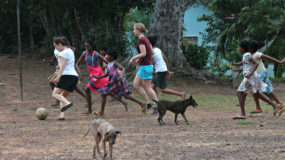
[53,36,70,47]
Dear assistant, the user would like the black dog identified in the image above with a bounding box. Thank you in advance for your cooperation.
[157,95,198,125]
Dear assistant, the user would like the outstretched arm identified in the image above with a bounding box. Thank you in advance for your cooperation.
[75,53,85,80]
[282,58,285,64]
[230,61,243,66]
[261,54,282,64]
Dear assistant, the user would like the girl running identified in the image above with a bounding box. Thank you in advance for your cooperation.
[230,40,281,119]
[52,36,78,120]
[148,35,185,100]
[47,47,86,107]
[129,23,159,114]
[75,40,109,114]
[93,49,145,116]
[249,40,284,115]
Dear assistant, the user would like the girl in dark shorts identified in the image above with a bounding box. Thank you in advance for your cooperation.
[52,36,78,120]
[148,35,185,100]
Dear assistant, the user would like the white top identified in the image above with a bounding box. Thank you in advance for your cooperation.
[58,48,78,76]
[252,52,266,73]
[54,49,60,65]
[242,52,255,75]
[152,47,167,73]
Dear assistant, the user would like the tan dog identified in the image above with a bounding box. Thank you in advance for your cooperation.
[84,118,121,160]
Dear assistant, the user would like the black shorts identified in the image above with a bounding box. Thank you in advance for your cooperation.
[152,71,167,89]
[56,75,78,92]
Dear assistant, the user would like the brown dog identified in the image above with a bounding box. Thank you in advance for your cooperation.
[157,95,198,125]
[84,118,121,160]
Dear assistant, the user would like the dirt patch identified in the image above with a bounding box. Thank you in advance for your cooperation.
[1,56,285,160]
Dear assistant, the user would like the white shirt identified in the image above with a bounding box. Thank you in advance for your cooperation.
[252,52,266,73]
[152,47,167,73]
[54,49,60,65]
[58,48,78,76]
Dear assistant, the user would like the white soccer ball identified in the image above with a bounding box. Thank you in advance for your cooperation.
[35,108,48,120]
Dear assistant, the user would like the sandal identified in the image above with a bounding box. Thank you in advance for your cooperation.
[60,103,73,112]
[273,108,279,117]
[232,114,246,120]
[249,109,262,114]
[278,106,285,117]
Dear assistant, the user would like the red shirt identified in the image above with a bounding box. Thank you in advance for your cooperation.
[136,37,153,66]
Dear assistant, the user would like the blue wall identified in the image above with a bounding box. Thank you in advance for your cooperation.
[183,5,212,45]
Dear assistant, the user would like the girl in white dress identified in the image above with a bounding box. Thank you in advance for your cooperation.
[230,40,280,119]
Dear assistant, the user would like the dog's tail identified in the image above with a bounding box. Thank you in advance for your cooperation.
[83,128,90,137]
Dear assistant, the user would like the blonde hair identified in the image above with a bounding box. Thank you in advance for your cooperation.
[134,23,148,33]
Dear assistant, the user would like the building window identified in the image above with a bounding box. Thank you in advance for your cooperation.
[183,35,198,45]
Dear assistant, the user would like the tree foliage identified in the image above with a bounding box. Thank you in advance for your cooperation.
[182,42,210,69]
[199,0,285,77]
[0,0,153,57]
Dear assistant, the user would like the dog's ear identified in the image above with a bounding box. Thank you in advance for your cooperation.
[105,131,109,137]
[189,95,192,100]
[116,130,121,135]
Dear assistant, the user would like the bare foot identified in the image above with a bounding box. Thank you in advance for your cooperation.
[123,102,129,112]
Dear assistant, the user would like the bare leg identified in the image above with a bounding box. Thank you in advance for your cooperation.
[53,89,70,119]
[111,96,128,112]
[52,88,71,106]
[133,75,150,103]
[74,85,86,98]
[142,79,158,102]
[254,92,278,110]
[268,92,283,107]
[50,82,59,105]
[85,87,92,114]
[124,94,145,108]
[237,91,246,116]
[161,88,184,98]
[252,93,262,110]
[100,94,107,115]
[151,83,158,97]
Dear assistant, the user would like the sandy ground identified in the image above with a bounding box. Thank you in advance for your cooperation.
[1,56,285,160]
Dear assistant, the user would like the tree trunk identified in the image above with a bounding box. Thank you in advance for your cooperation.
[73,8,86,42]
[149,0,194,69]
[149,0,219,82]
[29,13,34,51]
